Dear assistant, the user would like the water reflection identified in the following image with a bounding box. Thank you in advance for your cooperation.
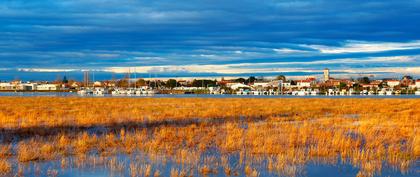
[1,118,417,177]
[0,97,418,177]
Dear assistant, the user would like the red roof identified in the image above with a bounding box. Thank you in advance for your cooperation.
[361,84,379,87]
[296,80,312,83]
[370,80,382,85]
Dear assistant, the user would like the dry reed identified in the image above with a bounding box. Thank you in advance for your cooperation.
[0,97,418,177]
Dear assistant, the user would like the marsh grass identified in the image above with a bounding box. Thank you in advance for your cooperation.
[0,97,418,177]
[0,159,11,175]
[0,145,12,158]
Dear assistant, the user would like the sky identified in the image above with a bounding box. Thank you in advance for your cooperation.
[0,0,420,81]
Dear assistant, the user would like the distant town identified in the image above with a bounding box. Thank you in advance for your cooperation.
[1,68,419,95]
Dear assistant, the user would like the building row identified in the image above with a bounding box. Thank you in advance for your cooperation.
[220,78,420,91]
[0,81,58,91]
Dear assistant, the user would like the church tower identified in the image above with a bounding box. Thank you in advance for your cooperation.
[323,68,330,81]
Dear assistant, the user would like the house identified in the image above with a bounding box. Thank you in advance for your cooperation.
[387,80,400,87]
[102,81,116,87]
[0,82,37,90]
[408,83,417,90]
[297,80,311,88]
[416,80,420,88]
[296,79,313,88]
[400,77,413,87]
[174,86,201,91]
[71,82,81,88]
[11,80,22,85]
[36,84,58,91]
[228,83,250,90]
[370,80,382,85]
[263,80,289,88]
[177,80,189,86]
[0,82,14,90]
[361,80,382,89]
[217,79,235,87]
[282,82,291,88]
[93,81,102,87]
[252,82,270,88]
[361,84,379,89]
[19,83,37,91]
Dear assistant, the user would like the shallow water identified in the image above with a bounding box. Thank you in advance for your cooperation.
[1,95,418,177]
[14,152,419,177]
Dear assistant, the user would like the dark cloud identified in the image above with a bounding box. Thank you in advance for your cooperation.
[0,0,419,79]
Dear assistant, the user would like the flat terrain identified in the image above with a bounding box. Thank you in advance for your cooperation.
[0,97,419,177]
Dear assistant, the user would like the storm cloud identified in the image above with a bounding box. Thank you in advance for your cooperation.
[0,0,419,80]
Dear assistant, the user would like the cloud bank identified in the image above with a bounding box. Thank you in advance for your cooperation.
[0,0,419,80]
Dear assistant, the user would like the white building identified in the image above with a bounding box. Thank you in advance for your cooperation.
[0,82,37,90]
[228,83,250,90]
[70,82,78,88]
[174,87,201,91]
[93,81,102,87]
[387,80,400,87]
[36,84,58,91]
[0,83,14,90]
[19,83,37,91]
[297,80,311,88]
[252,82,270,88]
[282,82,291,88]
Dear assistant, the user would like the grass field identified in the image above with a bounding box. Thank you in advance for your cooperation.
[0,97,418,177]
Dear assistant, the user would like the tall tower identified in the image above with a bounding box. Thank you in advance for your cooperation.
[323,68,330,81]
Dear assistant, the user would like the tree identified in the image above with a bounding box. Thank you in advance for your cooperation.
[352,83,361,92]
[357,77,370,84]
[339,82,347,89]
[191,79,217,87]
[116,74,130,87]
[402,75,413,80]
[245,76,256,84]
[166,79,178,88]
[148,80,159,88]
[234,78,246,83]
[62,76,68,84]
[276,75,286,81]
[136,79,147,86]
[378,82,386,89]
[117,79,129,88]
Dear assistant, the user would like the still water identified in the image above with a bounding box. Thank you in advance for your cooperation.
[15,152,419,177]
[1,92,418,177]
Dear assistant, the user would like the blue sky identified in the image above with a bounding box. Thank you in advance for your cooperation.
[0,0,420,81]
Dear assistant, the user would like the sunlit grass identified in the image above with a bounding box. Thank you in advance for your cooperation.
[0,159,11,175]
[0,97,418,177]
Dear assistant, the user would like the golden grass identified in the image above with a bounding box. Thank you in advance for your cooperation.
[1,97,415,129]
[0,145,12,158]
[0,97,418,177]
[0,159,12,175]
[153,169,161,177]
